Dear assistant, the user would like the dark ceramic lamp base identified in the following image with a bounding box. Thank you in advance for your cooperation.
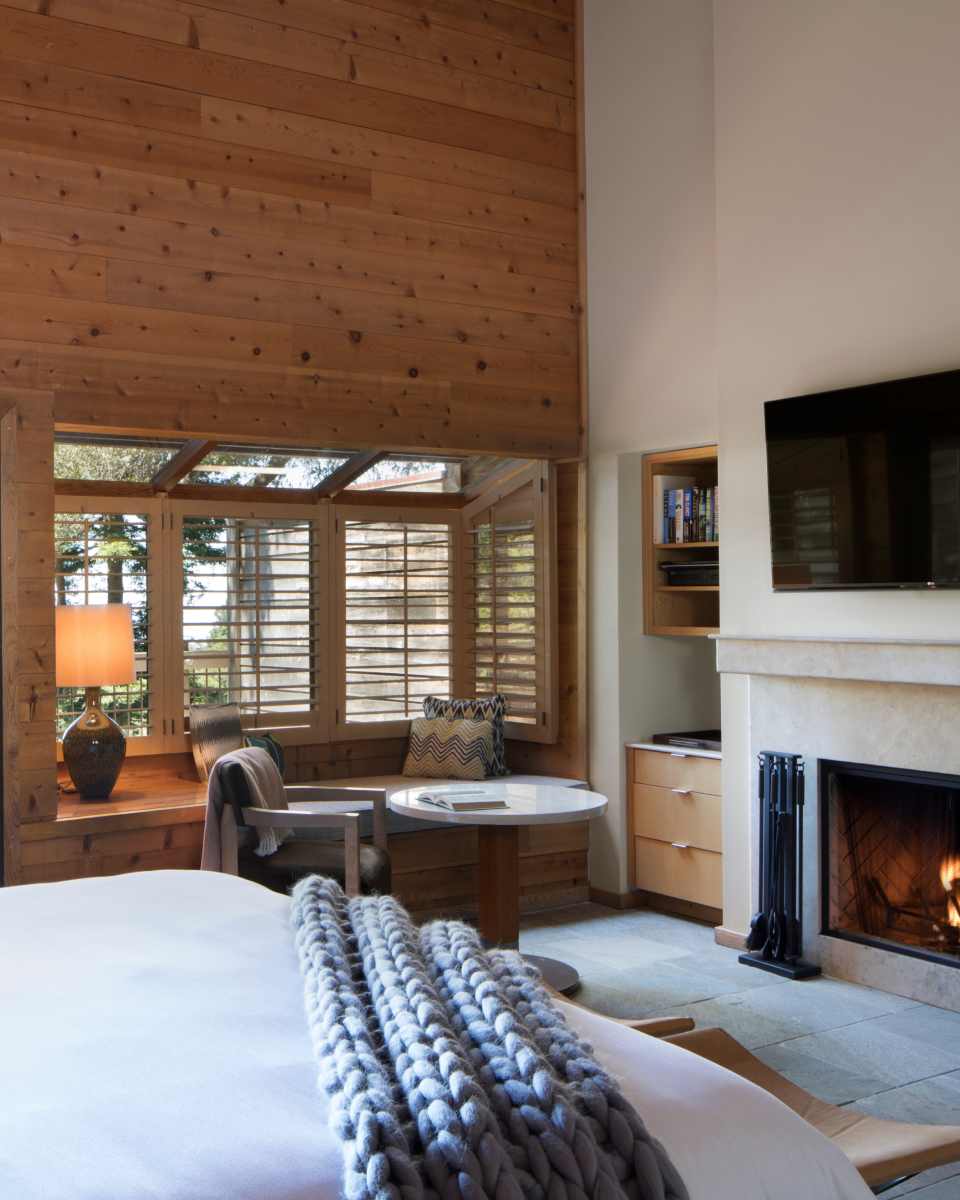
[62,686,127,800]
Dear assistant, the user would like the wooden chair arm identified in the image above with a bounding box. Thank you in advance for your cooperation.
[282,786,389,852]
[236,807,362,896]
[239,808,361,829]
[615,1016,696,1036]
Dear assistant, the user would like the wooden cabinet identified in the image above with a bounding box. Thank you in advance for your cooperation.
[641,445,719,636]
[627,743,722,918]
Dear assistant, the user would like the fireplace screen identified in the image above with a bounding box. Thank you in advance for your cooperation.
[823,760,960,966]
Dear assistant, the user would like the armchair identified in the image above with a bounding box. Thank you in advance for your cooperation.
[217,762,391,896]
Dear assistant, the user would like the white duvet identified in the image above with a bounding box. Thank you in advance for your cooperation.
[0,871,871,1200]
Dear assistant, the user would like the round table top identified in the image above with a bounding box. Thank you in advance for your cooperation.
[388,782,608,826]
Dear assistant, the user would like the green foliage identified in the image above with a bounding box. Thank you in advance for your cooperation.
[54,442,172,483]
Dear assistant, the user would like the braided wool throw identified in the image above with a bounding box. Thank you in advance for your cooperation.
[291,876,687,1200]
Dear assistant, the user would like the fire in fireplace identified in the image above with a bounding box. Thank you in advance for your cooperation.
[821,759,960,966]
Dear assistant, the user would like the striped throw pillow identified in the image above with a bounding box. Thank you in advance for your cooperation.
[402,717,493,781]
[422,694,509,777]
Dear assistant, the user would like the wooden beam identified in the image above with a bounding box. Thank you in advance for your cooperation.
[575,0,589,462]
[314,449,387,500]
[1,401,19,885]
[53,478,466,509]
[151,440,219,492]
[56,480,155,499]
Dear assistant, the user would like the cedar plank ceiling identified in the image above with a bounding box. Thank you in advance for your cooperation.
[0,0,583,459]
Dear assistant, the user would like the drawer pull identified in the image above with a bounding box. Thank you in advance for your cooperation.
[671,842,690,850]
[670,752,688,758]
[672,789,691,795]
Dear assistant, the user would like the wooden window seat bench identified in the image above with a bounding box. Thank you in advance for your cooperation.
[27,758,590,920]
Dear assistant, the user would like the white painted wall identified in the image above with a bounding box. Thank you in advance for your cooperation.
[584,0,960,907]
[584,0,721,893]
[714,0,960,931]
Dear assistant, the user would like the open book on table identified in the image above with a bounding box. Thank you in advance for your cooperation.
[415,786,508,812]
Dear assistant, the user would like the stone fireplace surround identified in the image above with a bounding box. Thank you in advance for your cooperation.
[716,635,960,1014]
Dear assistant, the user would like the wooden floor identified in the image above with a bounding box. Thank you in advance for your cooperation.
[27,756,588,914]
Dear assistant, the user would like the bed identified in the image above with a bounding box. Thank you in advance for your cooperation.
[0,870,873,1200]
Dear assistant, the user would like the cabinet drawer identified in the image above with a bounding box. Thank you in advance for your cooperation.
[633,749,721,795]
[634,836,723,909]
[632,783,721,852]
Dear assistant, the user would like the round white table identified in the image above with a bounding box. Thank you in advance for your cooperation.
[389,782,608,992]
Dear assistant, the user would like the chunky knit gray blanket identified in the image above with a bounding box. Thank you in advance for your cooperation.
[291,876,688,1200]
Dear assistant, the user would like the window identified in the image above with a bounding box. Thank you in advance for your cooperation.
[460,462,558,742]
[179,443,351,488]
[54,500,163,749]
[54,433,187,483]
[180,510,320,733]
[53,454,558,757]
[338,515,455,730]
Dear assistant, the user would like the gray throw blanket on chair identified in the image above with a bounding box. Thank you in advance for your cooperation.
[291,876,688,1200]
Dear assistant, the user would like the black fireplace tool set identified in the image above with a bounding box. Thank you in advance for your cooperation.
[740,751,821,980]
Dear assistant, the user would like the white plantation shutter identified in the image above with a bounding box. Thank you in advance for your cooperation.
[460,462,558,743]
[336,509,457,735]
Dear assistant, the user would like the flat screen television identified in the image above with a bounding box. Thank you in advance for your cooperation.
[765,368,960,589]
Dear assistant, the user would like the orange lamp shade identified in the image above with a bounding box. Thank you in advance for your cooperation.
[55,604,137,687]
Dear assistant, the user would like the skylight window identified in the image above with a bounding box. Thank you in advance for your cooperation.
[348,454,464,493]
[54,433,187,483]
[54,436,527,498]
[182,443,353,489]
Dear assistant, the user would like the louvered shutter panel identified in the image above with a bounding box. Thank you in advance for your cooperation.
[179,509,323,739]
[337,511,456,734]
[460,463,558,743]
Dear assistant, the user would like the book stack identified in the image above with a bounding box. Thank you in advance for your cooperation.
[653,476,719,544]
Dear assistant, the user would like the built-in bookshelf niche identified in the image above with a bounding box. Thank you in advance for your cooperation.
[641,445,719,636]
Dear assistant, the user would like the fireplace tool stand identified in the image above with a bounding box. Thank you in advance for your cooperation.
[740,751,821,980]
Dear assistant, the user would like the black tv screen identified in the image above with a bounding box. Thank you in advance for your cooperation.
[765,369,960,589]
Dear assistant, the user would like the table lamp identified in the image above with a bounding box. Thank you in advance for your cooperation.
[56,604,136,800]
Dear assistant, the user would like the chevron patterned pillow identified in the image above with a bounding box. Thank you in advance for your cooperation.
[402,716,493,781]
[422,694,509,777]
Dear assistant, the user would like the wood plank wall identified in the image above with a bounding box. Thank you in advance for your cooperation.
[0,0,582,460]
[0,387,57,881]
[0,0,588,882]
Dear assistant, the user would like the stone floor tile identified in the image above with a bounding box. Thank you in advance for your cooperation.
[520,942,622,979]
[886,1176,960,1199]
[722,974,920,1036]
[845,1071,960,1126]
[868,1006,960,1051]
[882,1160,960,1196]
[614,912,726,954]
[555,931,692,971]
[788,1022,960,1087]
[667,952,789,990]
[589,963,744,1010]
[564,978,654,1019]
[753,1042,888,1104]
[624,994,806,1050]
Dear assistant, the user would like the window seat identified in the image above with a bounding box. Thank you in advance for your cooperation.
[27,765,590,917]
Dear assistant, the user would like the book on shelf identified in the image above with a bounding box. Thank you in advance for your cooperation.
[415,787,508,811]
[653,482,720,545]
[652,474,695,543]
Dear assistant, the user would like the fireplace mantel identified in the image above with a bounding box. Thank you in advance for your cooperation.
[713,634,960,687]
